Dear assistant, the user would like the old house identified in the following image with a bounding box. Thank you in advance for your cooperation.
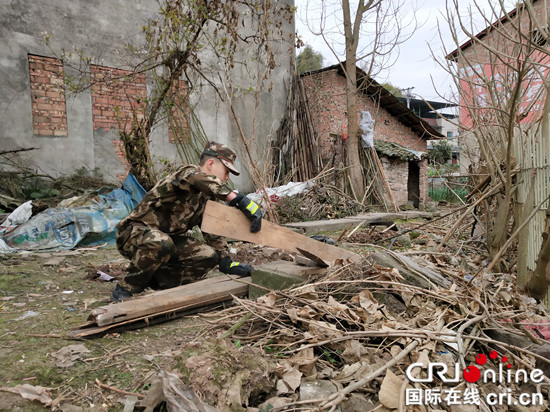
[447,0,550,296]
[0,1,293,192]
[301,64,443,208]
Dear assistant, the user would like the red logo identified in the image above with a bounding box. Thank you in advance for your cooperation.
[463,351,511,383]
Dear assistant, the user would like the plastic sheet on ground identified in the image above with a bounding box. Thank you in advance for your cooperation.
[246,181,313,209]
[0,174,145,252]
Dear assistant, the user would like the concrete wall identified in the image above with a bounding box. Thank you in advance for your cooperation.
[0,1,293,192]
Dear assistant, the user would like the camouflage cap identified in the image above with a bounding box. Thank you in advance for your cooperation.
[202,141,240,176]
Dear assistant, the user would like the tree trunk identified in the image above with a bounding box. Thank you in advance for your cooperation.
[342,0,366,202]
[488,193,511,270]
[344,59,365,201]
[526,208,550,300]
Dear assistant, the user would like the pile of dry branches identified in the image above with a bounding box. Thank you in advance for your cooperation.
[204,254,550,411]
[274,183,367,224]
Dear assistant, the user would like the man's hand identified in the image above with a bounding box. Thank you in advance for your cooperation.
[229,192,262,233]
[219,256,253,277]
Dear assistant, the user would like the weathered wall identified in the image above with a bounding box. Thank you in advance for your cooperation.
[302,69,429,204]
[302,70,428,156]
[380,157,408,205]
[456,0,550,128]
[0,1,293,192]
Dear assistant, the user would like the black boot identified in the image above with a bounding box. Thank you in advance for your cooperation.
[110,283,133,303]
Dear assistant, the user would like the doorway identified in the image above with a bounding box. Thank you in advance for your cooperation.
[407,161,420,208]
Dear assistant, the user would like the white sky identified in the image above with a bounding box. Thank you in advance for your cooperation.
[294,0,515,102]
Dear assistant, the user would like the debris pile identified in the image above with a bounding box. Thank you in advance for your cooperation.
[186,254,550,411]
[274,184,367,223]
[0,168,116,213]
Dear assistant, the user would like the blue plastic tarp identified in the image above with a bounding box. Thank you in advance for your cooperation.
[1,174,145,251]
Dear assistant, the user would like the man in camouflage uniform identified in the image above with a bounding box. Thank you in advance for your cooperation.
[112,141,262,302]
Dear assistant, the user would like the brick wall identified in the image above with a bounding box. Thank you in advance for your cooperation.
[419,158,428,205]
[380,157,408,205]
[167,79,190,143]
[303,70,427,155]
[302,70,347,160]
[90,65,147,179]
[28,54,68,137]
[90,65,146,132]
[302,69,428,204]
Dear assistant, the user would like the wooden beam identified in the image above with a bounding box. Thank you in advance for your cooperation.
[68,301,229,339]
[91,275,248,327]
[201,200,360,265]
[69,275,249,338]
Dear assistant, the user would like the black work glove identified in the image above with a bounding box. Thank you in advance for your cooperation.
[229,192,262,233]
[219,256,253,277]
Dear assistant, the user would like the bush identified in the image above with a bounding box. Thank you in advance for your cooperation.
[429,185,468,203]
[428,140,453,165]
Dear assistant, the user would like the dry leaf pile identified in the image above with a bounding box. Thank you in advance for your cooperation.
[203,254,550,411]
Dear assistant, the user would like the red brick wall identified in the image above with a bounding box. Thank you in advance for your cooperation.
[167,79,190,143]
[302,70,347,160]
[302,70,427,156]
[302,69,428,204]
[90,65,147,132]
[28,54,68,137]
[90,65,147,180]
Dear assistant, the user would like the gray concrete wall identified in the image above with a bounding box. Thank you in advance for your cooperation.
[0,1,293,192]
[0,0,155,181]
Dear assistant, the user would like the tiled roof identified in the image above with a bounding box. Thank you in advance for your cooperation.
[374,140,427,161]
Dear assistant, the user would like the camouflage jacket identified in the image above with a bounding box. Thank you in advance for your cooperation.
[117,164,232,257]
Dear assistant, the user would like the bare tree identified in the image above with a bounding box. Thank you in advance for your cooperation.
[436,0,550,296]
[299,0,417,200]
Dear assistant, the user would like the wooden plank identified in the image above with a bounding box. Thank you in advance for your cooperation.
[89,275,249,327]
[201,200,360,264]
[68,300,237,339]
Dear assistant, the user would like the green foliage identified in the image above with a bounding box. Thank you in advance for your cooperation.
[429,185,469,203]
[296,45,323,74]
[321,348,343,365]
[382,82,404,97]
[429,140,453,165]
[264,339,284,358]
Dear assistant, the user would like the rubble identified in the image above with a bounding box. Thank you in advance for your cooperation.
[196,254,550,411]
[1,183,549,411]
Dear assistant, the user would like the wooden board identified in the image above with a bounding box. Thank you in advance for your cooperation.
[86,275,249,327]
[201,200,360,264]
[68,301,230,339]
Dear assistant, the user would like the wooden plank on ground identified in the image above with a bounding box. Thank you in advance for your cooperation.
[201,200,360,264]
[87,275,249,327]
[68,301,232,339]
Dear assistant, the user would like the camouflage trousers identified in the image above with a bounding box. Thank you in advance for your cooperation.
[116,224,220,291]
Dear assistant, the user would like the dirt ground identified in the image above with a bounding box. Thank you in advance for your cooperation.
[0,213,474,411]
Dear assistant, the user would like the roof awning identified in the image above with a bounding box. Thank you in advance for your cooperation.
[374,140,427,161]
